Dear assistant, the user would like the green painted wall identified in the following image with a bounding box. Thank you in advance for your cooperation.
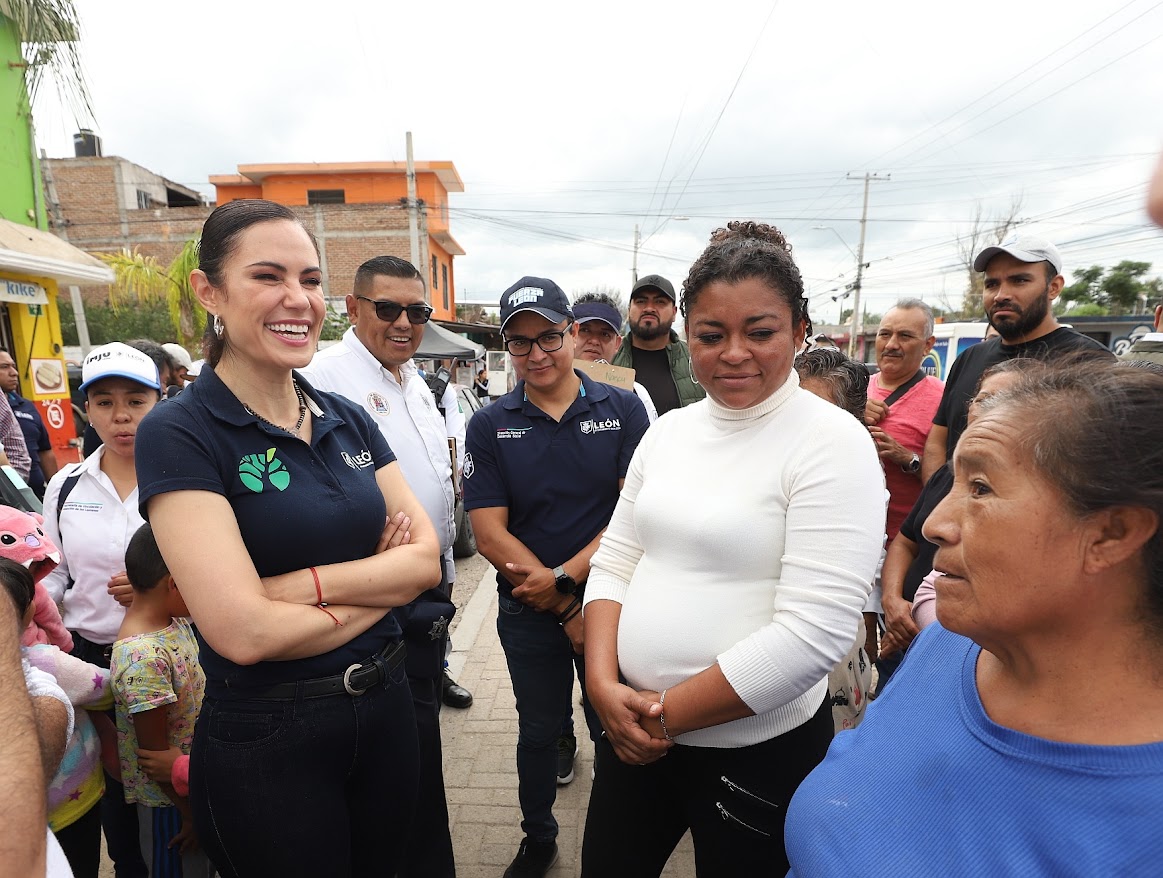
[0,17,42,228]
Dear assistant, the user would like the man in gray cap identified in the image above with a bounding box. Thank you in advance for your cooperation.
[920,233,1111,481]
[611,274,704,416]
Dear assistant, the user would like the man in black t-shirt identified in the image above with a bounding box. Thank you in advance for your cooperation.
[920,234,1112,481]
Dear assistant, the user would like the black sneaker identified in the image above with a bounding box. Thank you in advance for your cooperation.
[556,734,578,785]
[503,837,559,878]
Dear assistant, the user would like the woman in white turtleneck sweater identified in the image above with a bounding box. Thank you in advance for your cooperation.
[580,222,886,878]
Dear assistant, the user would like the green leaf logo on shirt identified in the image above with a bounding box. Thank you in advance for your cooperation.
[238,448,291,493]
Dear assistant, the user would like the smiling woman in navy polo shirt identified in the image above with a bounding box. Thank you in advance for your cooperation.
[135,200,442,878]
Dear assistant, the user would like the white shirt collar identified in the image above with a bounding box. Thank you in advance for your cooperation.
[341,326,413,388]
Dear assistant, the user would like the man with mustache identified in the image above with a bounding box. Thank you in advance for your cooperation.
[301,255,461,878]
[920,235,1111,482]
[864,300,945,684]
[611,275,704,416]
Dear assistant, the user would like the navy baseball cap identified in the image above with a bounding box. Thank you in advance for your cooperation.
[572,301,622,332]
[499,277,575,331]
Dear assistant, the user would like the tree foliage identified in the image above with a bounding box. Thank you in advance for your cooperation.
[955,199,1023,318]
[1059,261,1159,315]
[58,298,182,347]
[98,239,206,345]
[1,0,93,121]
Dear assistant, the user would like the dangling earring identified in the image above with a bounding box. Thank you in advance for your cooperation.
[688,356,700,386]
[213,314,224,339]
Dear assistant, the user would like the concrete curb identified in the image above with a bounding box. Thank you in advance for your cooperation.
[447,564,497,678]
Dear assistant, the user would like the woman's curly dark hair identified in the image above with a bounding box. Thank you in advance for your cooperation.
[680,221,811,335]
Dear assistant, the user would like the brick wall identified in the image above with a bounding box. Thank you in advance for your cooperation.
[44,160,441,308]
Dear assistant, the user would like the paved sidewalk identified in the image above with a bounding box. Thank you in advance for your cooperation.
[442,565,696,878]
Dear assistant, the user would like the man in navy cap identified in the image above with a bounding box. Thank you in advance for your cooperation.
[464,277,649,878]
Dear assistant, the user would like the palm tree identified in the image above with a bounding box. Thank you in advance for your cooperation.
[0,0,92,121]
[99,238,207,346]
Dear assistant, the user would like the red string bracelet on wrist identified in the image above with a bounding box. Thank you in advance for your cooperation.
[310,566,326,606]
[309,567,343,626]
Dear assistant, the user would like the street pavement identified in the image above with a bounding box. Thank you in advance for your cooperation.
[442,560,696,877]
[98,554,698,876]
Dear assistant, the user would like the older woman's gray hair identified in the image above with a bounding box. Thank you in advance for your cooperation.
[794,348,870,421]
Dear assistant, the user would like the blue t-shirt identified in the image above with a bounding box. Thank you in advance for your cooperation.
[136,366,399,695]
[785,624,1163,876]
[463,370,649,596]
[9,393,50,494]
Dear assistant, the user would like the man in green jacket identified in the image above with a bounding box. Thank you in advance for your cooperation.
[611,274,705,415]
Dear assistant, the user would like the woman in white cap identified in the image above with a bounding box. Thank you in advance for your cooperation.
[42,340,164,877]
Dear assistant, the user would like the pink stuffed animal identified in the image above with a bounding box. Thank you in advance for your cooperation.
[0,507,71,651]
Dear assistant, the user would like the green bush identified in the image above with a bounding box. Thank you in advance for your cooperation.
[58,300,182,346]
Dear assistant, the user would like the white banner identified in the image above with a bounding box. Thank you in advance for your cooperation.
[0,279,48,305]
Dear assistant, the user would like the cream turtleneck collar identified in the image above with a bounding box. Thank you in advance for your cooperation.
[706,369,801,426]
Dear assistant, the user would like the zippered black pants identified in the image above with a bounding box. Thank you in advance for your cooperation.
[581,694,832,877]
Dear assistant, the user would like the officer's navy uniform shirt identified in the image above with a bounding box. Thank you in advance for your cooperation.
[136,365,399,697]
[463,370,649,597]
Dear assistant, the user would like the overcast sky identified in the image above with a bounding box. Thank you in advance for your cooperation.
[31,0,1163,324]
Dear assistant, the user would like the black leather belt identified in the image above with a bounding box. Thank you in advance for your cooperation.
[247,641,407,700]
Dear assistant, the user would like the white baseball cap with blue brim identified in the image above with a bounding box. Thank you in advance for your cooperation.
[79,342,161,393]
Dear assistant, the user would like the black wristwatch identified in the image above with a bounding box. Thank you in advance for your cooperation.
[902,453,921,475]
[553,565,577,595]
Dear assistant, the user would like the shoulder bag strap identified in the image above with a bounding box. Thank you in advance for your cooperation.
[883,369,926,408]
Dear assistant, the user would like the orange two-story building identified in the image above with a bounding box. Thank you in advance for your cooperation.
[211,162,465,321]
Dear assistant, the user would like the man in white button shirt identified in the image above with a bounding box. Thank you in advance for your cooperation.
[302,255,459,878]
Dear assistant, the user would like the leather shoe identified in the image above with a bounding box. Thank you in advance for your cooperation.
[442,670,473,709]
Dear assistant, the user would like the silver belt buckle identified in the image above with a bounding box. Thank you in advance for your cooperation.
[343,663,368,696]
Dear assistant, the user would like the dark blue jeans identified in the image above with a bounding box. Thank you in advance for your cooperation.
[496,593,600,842]
[190,658,419,878]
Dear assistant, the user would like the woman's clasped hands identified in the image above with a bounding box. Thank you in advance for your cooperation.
[588,680,673,766]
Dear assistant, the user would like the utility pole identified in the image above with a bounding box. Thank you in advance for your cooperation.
[846,172,889,359]
[41,150,92,355]
[405,132,425,302]
[631,224,640,287]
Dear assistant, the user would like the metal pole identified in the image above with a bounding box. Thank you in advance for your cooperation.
[845,172,889,359]
[406,132,424,302]
[849,175,871,359]
[41,150,92,354]
[632,223,640,287]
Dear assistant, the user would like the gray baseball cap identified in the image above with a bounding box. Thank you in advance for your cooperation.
[973,234,1063,275]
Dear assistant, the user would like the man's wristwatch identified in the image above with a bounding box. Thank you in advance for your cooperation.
[552,565,577,595]
[902,453,921,475]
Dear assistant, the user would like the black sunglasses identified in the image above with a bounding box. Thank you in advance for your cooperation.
[355,296,433,325]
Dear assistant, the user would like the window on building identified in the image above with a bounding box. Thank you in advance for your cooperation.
[136,189,155,209]
[431,256,439,289]
[307,189,345,205]
[442,264,449,310]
